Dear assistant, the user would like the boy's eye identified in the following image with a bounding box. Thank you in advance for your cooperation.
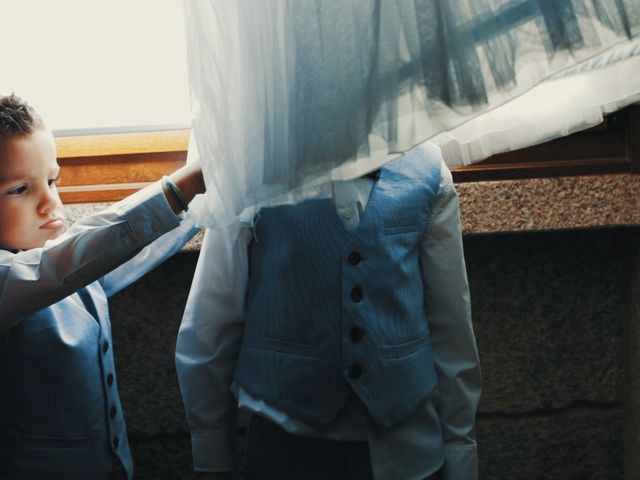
[48,177,60,187]
[8,185,28,195]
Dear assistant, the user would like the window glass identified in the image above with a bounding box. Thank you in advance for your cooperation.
[0,0,190,135]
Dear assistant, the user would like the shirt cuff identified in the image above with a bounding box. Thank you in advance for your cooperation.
[190,429,236,473]
[112,182,181,245]
[441,442,478,480]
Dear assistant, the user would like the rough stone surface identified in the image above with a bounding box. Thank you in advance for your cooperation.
[110,253,199,438]
[628,234,640,479]
[477,408,625,480]
[456,173,640,234]
[128,437,195,480]
[465,229,628,413]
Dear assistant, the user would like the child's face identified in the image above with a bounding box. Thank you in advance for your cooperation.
[0,130,65,250]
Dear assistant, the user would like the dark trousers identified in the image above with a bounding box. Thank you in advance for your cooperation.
[246,414,442,480]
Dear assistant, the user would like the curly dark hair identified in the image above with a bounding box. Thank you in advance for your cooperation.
[0,94,45,139]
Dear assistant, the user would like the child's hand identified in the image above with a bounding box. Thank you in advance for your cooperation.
[163,162,206,214]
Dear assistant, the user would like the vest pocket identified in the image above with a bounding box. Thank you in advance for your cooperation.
[384,211,422,235]
[383,336,429,359]
[2,434,107,480]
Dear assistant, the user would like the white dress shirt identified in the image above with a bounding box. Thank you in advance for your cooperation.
[176,160,481,480]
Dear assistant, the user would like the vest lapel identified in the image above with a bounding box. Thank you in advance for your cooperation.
[75,284,101,324]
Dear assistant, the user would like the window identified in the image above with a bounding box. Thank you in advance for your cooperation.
[2,1,191,203]
[451,105,640,182]
[4,2,636,203]
[1,0,190,134]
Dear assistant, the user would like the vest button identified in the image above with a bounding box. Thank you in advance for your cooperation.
[107,373,114,386]
[347,251,361,265]
[102,340,109,353]
[112,436,120,449]
[348,364,363,379]
[351,286,363,303]
[350,326,365,342]
[110,405,117,419]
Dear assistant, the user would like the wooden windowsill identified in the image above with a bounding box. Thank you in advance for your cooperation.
[451,105,639,182]
[56,129,189,203]
[56,105,638,204]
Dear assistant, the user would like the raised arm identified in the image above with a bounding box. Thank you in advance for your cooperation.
[0,164,204,333]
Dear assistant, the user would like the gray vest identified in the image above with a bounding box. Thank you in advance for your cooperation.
[234,145,442,430]
[0,282,132,480]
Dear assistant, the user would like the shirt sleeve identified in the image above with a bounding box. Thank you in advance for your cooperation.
[0,182,181,333]
[420,160,482,480]
[100,209,200,297]
[175,224,251,473]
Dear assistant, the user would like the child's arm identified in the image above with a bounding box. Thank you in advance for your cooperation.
[99,162,204,296]
[0,165,204,332]
[98,209,199,298]
[175,225,251,477]
[420,161,482,480]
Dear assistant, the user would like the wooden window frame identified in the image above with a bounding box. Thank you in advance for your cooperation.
[57,106,639,204]
[451,105,640,182]
[56,130,189,203]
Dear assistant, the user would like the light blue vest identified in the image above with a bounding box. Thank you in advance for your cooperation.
[0,282,132,480]
[234,145,442,431]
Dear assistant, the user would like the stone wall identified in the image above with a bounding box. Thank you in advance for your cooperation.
[110,253,198,479]
[466,230,629,480]
[110,227,635,479]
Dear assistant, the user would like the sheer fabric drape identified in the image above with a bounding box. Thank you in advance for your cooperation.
[183,0,640,226]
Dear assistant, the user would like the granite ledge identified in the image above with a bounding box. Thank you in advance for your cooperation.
[63,173,640,244]
[456,173,640,235]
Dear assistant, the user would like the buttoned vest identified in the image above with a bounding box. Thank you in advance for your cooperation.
[0,282,133,480]
[234,144,442,431]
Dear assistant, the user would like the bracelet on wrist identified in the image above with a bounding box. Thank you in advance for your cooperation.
[162,176,189,212]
